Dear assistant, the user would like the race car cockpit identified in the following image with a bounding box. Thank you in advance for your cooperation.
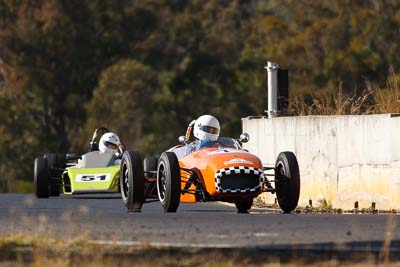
[173,136,243,159]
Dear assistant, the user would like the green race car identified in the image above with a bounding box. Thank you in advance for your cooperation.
[34,127,123,197]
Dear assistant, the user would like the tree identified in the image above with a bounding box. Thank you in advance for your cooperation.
[84,59,163,154]
[1,0,400,192]
[0,0,153,189]
[268,0,400,93]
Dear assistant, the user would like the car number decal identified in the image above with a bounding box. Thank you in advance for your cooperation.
[75,173,111,182]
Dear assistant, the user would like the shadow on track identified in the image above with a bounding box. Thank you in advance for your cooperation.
[67,194,122,200]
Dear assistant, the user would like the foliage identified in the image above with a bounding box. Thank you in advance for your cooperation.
[373,71,400,113]
[0,0,400,191]
[84,59,163,154]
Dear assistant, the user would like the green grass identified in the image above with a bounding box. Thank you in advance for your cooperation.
[11,180,34,194]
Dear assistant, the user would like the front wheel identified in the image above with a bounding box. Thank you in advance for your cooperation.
[275,151,300,213]
[44,153,65,197]
[157,152,181,212]
[34,157,49,198]
[120,150,145,212]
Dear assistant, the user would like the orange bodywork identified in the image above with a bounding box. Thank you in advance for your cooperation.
[169,146,264,203]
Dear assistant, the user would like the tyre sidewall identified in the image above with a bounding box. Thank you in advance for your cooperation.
[44,153,62,196]
[275,152,300,213]
[120,153,130,206]
[34,157,49,198]
[120,150,145,211]
[157,152,181,212]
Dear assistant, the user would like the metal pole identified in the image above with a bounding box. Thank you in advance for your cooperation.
[265,61,279,118]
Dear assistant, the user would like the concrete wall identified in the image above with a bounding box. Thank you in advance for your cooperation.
[242,114,400,210]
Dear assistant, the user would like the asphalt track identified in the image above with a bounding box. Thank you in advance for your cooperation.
[0,193,400,253]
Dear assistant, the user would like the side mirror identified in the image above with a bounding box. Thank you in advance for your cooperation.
[239,133,250,143]
[178,136,188,144]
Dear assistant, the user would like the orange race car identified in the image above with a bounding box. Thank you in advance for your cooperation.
[119,119,300,214]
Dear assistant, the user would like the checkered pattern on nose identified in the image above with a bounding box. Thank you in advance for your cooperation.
[214,166,263,193]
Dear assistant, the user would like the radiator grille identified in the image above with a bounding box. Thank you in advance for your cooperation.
[215,166,263,193]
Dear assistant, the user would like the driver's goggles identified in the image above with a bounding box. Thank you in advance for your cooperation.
[104,141,118,150]
[200,126,219,135]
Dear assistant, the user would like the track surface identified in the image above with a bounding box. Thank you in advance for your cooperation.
[1,194,399,251]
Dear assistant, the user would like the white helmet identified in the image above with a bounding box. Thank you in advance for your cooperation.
[99,132,120,154]
[193,115,220,141]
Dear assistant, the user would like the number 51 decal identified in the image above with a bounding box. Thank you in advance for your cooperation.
[75,174,110,182]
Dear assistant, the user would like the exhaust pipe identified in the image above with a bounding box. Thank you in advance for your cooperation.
[265,61,279,118]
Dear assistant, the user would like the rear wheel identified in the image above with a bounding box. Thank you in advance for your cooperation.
[275,151,300,213]
[234,198,253,213]
[120,150,145,212]
[34,157,49,198]
[157,152,181,212]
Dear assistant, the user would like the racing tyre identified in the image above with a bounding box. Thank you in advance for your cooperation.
[34,157,49,198]
[49,182,60,196]
[44,153,66,197]
[120,150,145,212]
[144,156,158,172]
[157,152,181,212]
[275,151,300,213]
[235,198,253,213]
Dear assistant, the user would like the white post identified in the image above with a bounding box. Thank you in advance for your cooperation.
[265,61,279,118]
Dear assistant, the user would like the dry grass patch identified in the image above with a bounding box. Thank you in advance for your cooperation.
[2,232,400,266]
[373,72,400,113]
[287,85,375,116]
[287,72,400,116]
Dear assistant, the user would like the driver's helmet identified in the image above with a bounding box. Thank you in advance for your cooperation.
[99,132,120,154]
[193,115,220,141]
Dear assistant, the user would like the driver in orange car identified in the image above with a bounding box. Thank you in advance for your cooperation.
[192,114,221,150]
